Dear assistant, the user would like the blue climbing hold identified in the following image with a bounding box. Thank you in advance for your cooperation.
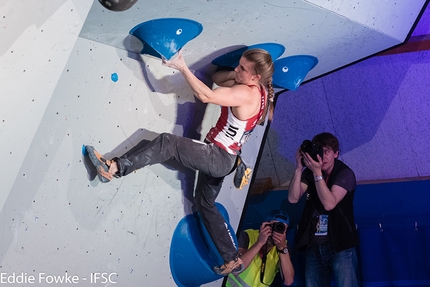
[170,202,238,287]
[130,18,203,60]
[111,73,118,82]
[211,43,285,69]
[82,145,88,156]
[272,55,318,91]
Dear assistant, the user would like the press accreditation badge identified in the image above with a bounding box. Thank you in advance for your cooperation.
[315,214,328,236]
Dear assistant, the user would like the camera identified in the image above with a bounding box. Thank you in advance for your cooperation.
[300,139,323,164]
[265,222,286,234]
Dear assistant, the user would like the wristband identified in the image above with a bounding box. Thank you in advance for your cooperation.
[314,175,323,182]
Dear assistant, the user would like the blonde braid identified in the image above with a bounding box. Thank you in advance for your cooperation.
[267,80,275,121]
[243,48,275,124]
[257,79,275,125]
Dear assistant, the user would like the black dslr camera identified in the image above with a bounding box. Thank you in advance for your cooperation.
[300,140,323,165]
[265,222,286,234]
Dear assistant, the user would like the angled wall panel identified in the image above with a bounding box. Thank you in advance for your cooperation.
[306,0,428,41]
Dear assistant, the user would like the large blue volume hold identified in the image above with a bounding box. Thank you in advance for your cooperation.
[130,18,203,60]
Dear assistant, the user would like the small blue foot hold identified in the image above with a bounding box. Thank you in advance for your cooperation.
[82,145,88,156]
[111,73,118,82]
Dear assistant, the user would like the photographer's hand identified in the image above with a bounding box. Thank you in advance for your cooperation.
[271,228,287,249]
[273,227,295,286]
[258,221,273,244]
[303,152,322,176]
[288,149,309,204]
[295,148,304,169]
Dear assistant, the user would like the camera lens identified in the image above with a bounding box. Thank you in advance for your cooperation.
[272,222,285,234]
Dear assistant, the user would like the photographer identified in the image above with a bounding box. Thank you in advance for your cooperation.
[288,132,359,287]
[226,209,294,287]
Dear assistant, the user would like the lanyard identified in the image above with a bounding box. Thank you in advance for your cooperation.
[259,243,271,286]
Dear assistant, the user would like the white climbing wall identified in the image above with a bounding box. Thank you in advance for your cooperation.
[1,0,428,286]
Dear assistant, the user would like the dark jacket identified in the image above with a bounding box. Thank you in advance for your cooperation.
[294,159,359,252]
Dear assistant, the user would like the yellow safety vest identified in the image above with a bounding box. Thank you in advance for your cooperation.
[226,229,280,287]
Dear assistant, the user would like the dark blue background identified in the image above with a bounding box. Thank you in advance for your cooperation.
[239,180,430,286]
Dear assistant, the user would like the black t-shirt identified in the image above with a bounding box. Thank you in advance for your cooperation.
[302,167,356,193]
[302,164,356,243]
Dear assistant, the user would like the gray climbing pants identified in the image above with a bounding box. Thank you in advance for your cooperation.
[114,133,239,262]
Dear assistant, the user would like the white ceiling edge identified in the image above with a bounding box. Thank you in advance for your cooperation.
[305,0,429,41]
